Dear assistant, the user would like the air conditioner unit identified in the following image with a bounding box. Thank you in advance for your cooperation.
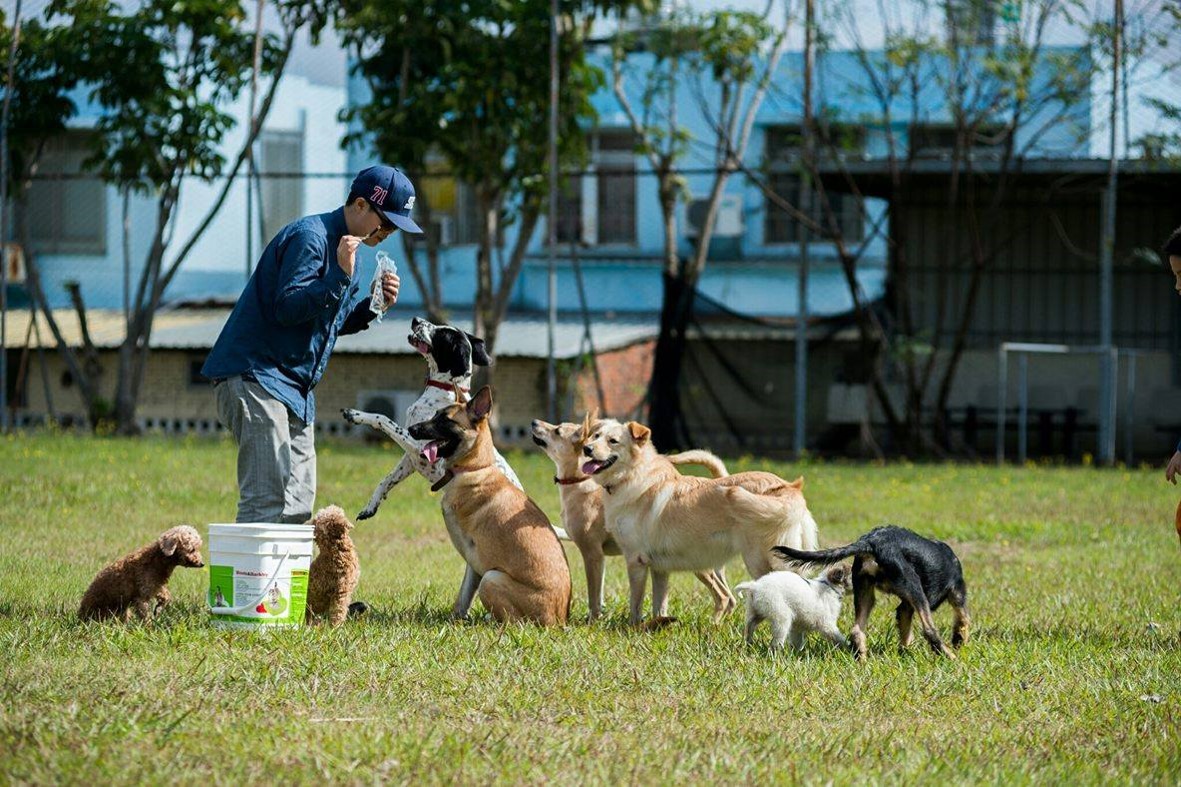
[3,243,25,284]
[354,390,420,438]
[686,195,744,238]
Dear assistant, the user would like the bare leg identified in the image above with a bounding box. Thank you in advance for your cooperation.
[849,571,876,661]
[341,409,447,483]
[693,570,731,622]
[950,583,970,648]
[821,623,849,650]
[896,602,915,650]
[583,548,606,621]
[714,566,737,615]
[769,616,792,652]
[626,560,648,626]
[358,454,415,520]
[452,564,481,620]
[744,612,761,644]
[915,603,956,659]
[651,570,671,618]
[892,565,955,659]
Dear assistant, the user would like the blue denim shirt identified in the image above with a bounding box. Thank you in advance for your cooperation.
[201,208,376,424]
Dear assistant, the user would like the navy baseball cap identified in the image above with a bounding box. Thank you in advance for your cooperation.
[350,165,423,234]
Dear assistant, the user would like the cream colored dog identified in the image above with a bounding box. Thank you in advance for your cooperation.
[531,413,736,621]
[581,418,820,625]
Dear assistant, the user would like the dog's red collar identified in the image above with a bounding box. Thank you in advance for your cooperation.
[554,475,591,486]
[425,378,469,394]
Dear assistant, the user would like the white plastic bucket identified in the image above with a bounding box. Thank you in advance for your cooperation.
[207,523,314,629]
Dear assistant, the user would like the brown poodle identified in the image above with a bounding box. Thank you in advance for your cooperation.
[78,525,205,622]
[305,506,360,626]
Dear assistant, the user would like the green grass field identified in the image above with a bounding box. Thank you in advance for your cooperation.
[1,431,1179,783]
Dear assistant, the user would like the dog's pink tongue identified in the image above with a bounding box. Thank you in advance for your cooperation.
[581,460,602,475]
[422,441,439,463]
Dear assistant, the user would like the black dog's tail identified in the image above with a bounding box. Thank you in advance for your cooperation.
[771,540,871,568]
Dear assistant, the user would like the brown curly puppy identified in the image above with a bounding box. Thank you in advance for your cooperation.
[305,506,360,626]
[79,525,205,622]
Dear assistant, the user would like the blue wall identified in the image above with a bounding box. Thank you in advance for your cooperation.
[24,42,1091,320]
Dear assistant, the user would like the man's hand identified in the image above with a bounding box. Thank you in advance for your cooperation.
[337,235,363,278]
[1166,451,1181,484]
[380,272,400,312]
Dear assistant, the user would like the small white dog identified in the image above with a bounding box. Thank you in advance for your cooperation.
[735,564,852,653]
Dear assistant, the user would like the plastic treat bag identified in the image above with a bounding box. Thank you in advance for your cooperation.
[369,251,398,322]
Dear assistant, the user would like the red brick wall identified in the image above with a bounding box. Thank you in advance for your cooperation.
[573,340,655,420]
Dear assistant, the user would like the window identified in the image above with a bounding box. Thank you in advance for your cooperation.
[260,130,304,239]
[24,133,106,254]
[945,0,997,46]
[595,131,637,245]
[555,177,582,244]
[414,171,482,247]
[909,123,1007,159]
[764,174,862,244]
[550,130,637,246]
[763,125,864,244]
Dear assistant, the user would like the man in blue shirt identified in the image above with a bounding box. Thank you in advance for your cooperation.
[203,165,422,523]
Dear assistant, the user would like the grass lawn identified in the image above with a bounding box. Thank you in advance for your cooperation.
[1,431,1179,783]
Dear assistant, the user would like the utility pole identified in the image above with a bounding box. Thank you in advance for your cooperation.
[1097,0,1122,465]
[545,0,559,422]
[0,0,23,434]
[794,0,814,458]
[245,0,265,283]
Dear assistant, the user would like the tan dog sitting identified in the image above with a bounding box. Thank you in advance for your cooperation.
[408,386,571,626]
[581,418,820,626]
[531,412,737,621]
[305,505,360,626]
[79,525,205,622]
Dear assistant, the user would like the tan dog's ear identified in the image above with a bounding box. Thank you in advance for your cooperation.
[452,383,468,404]
[580,409,599,442]
[159,531,179,556]
[467,386,493,421]
[627,421,651,444]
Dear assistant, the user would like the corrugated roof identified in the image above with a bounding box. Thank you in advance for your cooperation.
[1,309,659,360]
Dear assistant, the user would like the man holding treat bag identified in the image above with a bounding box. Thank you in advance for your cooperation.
[203,165,420,523]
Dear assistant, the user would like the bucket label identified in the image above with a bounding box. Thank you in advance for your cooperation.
[209,565,234,609]
[208,565,308,626]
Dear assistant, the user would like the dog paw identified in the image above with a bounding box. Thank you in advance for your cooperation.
[357,507,376,521]
[341,408,359,424]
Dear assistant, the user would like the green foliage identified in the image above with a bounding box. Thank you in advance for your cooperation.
[339,0,612,211]
[1,433,1179,781]
[0,12,81,187]
[44,0,284,193]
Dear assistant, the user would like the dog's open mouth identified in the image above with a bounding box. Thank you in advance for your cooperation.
[581,455,617,475]
[421,441,441,463]
[408,335,431,355]
[531,435,547,447]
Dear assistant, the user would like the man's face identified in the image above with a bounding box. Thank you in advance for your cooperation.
[1171,255,1181,296]
[357,198,397,246]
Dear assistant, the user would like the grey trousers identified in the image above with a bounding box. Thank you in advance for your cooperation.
[215,376,316,524]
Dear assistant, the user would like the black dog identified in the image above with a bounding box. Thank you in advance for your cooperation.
[772,525,969,660]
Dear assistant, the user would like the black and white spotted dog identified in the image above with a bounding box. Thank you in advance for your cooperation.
[342,317,524,520]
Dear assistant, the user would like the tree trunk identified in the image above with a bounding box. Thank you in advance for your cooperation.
[17,198,104,428]
[647,270,696,451]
